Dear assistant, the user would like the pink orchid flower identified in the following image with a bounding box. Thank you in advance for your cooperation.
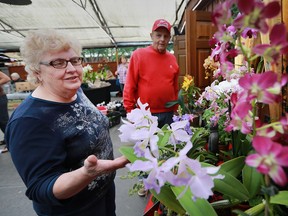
[233,0,280,33]
[212,0,235,28]
[241,27,258,39]
[238,71,287,104]
[280,113,288,130]
[246,136,288,186]
[253,23,288,64]
[226,100,253,134]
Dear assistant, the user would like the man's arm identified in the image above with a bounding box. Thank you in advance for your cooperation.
[173,60,180,112]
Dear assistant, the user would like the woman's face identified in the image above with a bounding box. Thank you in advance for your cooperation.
[121,57,127,64]
[38,48,83,96]
[150,27,171,53]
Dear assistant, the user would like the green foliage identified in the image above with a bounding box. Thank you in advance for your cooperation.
[82,45,175,62]
[150,185,186,215]
[220,156,245,178]
[270,191,288,206]
[242,165,262,199]
[166,75,201,115]
[171,186,218,216]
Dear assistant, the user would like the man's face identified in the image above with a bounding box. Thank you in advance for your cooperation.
[150,27,171,54]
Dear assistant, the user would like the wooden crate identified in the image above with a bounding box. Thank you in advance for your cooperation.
[15,82,37,92]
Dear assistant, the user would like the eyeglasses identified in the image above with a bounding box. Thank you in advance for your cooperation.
[40,57,83,69]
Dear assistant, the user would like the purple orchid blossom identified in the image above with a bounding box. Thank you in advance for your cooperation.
[120,98,223,200]
[173,114,194,135]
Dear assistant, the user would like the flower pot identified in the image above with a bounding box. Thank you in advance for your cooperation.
[208,125,219,154]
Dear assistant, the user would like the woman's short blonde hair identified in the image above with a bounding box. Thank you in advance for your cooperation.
[20,29,82,84]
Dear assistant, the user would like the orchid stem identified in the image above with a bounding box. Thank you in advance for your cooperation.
[264,174,274,216]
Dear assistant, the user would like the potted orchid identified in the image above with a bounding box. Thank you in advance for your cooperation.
[166,75,201,118]
[119,0,288,215]
[82,63,112,88]
[119,98,225,215]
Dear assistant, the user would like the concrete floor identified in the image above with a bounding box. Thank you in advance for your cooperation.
[0,96,148,216]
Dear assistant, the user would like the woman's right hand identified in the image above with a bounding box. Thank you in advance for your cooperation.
[53,155,129,199]
[83,155,129,178]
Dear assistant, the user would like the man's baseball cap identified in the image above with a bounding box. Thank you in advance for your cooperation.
[152,19,171,33]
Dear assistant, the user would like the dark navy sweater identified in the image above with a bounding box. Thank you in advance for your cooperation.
[5,89,115,215]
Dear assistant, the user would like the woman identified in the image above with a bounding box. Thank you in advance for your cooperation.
[5,29,128,216]
[115,56,128,95]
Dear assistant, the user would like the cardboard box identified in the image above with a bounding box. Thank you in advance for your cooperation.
[15,82,37,92]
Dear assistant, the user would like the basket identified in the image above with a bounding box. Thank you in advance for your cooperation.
[107,111,121,128]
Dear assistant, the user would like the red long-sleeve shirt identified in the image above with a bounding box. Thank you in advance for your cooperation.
[123,46,179,113]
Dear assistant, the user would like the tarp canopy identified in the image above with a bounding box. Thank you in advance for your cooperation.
[0,0,187,51]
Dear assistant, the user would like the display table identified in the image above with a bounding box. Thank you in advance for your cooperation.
[7,85,112,106]
[7,92,30,100]
[82,85,111,105]
[6,92,30,110]
[106,79,121,92]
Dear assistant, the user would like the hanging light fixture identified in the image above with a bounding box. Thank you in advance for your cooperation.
[0,0,32,5]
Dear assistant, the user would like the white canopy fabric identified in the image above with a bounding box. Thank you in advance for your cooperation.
[0,0,187,51]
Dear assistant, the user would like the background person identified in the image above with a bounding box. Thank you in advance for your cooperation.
[123,19,179,197]
[5,29,128,216]
[10,72,24,84]
[0,70,10,153]
[123,19,179,128]
[115,55,128,96]
[10,72,24,92]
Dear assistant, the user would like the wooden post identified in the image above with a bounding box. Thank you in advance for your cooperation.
[282,0,288,116]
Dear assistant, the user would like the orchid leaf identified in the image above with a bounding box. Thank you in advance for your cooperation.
[213,171,249,201]
[171,186,217,216]
[165,89,188,113]
[157,130,171,147]
[270,191,288,205]
[119,146,146,163]
[242,165,262,199]
[202,162,249,201]
[242,202,265,216]
[191,127,209,145]
[177,89,186,109]
[150,185,186,214]
[220,156,245,177]
[165,100,179,108]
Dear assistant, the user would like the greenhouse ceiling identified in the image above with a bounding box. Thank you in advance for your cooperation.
[0,0,187,51]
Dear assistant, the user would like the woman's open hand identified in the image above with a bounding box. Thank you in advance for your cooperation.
[83,155,129,177]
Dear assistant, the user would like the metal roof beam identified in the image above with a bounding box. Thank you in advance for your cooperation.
[72,0,117,47]
[0,19,25,38]
[89,0,117,46]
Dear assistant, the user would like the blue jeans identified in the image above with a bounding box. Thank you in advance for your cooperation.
[0,94,9,134]
[152,111,174,128]
[120,84,124,93]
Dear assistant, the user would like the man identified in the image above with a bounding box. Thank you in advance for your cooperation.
[123,19,179,128]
